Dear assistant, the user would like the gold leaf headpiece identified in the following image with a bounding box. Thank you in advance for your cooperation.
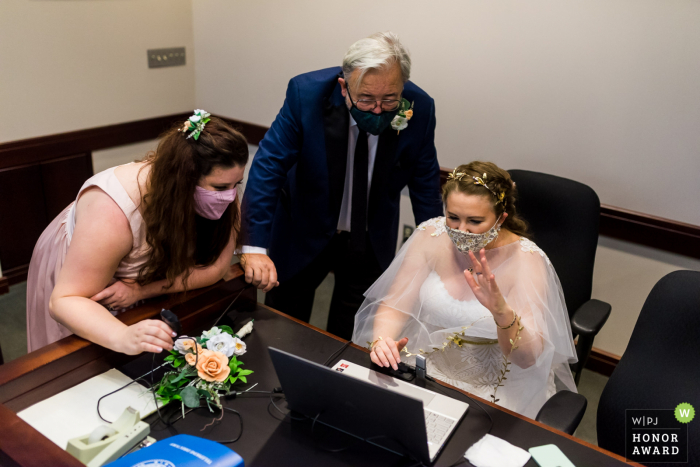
[447,168,467,181]
[447,169,507,207]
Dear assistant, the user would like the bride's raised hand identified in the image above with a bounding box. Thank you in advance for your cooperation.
[464,249,508,315]
[370,336,409,371]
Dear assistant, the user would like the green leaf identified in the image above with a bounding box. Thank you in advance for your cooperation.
[180,386,200,408]
[164,355,175,362]
[197,389,212,400]
[172,359,183,368]
[237,369,253,377]
[229,375,238,385]
[238,376,247,384]
[219,325,234,335]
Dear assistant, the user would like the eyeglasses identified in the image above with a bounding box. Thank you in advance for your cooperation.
[346,85,401,112]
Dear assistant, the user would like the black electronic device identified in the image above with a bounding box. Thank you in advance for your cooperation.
[160,308,181,336]
[268,347,431,464]
[415,355,427,381]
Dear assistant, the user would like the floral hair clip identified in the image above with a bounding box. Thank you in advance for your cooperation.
[179,109,211,140]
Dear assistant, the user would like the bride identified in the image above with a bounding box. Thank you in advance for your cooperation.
[352,161,577,418]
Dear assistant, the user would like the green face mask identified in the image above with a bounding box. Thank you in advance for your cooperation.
[346,85,399,136]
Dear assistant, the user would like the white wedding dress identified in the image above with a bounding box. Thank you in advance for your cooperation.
[353,217,577,419]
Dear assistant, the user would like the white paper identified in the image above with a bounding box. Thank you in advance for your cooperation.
[18,368,160,449]
[465,433,532,467]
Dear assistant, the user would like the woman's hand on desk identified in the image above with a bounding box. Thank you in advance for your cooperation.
[370,337,409,371]
[91,280,143,310]
[112,319,176,355]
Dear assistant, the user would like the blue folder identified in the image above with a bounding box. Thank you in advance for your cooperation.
[106,434,244,467]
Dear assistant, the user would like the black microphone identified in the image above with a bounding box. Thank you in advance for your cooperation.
[160,308,182,336]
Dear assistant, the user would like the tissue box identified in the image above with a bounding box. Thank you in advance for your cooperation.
[105,434,243,467]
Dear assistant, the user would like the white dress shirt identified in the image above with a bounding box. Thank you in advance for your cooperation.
[241,113,378,254]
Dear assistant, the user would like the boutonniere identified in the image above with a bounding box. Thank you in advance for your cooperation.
[391,99,414,135]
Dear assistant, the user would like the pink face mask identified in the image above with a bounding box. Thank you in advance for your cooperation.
[194,185,237,220]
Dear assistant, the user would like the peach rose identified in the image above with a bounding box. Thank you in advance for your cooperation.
[404,109,413,120]
[185,352,199,366]
[196,350,230,382]
[182,339,202,353]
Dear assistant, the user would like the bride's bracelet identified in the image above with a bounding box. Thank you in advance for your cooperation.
[494,309,518,330]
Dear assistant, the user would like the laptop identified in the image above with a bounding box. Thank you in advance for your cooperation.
[268,347,469,464]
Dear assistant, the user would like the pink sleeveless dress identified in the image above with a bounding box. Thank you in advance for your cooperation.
[26,165,151,352]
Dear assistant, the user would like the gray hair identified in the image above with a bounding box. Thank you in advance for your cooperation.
[342,32,411,87]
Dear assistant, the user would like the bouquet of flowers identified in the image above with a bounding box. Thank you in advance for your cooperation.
[154,320,254,413]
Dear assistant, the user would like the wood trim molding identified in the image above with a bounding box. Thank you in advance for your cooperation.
[439,167,700,259]
[587,347,621,377]
[0,113,189,170]
[0,113,269,171]
[0,276,8,295]
[599,204,700,259]
[1,265,29,287]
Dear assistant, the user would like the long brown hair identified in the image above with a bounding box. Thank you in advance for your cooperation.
[442,161,530,238]
[137,117,249,290]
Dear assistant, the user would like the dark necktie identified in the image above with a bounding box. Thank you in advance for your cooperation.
[350,129,369,253]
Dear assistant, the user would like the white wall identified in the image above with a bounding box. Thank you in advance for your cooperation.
[193,0,700,226]
[192,0,700,357]
[0,0,195,142]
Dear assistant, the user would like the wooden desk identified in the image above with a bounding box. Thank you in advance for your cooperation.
[0,266,639,466]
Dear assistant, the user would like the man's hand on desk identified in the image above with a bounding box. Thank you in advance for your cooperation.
[240,253,279,292]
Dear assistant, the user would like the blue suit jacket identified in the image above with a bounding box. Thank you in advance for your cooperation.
[241,67,443,282]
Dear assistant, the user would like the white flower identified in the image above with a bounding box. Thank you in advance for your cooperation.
[391,115,408,131]
[205,332,236,357]
[174,336,194,355]
[201,327,221,339]
[232,337,247,356]
[235,320,254,339]
[189,115,201,123]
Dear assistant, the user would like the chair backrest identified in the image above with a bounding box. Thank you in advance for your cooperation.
[508,170,600,319]
[596,270,700,462]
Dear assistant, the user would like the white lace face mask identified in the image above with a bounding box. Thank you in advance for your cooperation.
[445,215,502,254]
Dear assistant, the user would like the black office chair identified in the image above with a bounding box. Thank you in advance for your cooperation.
[597,270,700,464]
[508,170,611,385]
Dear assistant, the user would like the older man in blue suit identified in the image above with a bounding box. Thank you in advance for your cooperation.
[240,32,443,339]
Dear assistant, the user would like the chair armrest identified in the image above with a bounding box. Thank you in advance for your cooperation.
[535,390,588,435]
[570,299,611,338]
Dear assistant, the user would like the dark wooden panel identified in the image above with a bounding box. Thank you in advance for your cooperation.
[2,265,28,287]
[0,165,48,271]
[217,116,269,146]
[0,113,191,170]
[40,153,93,220]
[0,113,268,171]
[0,276,8,295]
[0,404,83,467]
[587,347,621,377]
[600,204,700,259]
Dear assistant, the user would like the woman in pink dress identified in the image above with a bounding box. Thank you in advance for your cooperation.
[27,111,249,354]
